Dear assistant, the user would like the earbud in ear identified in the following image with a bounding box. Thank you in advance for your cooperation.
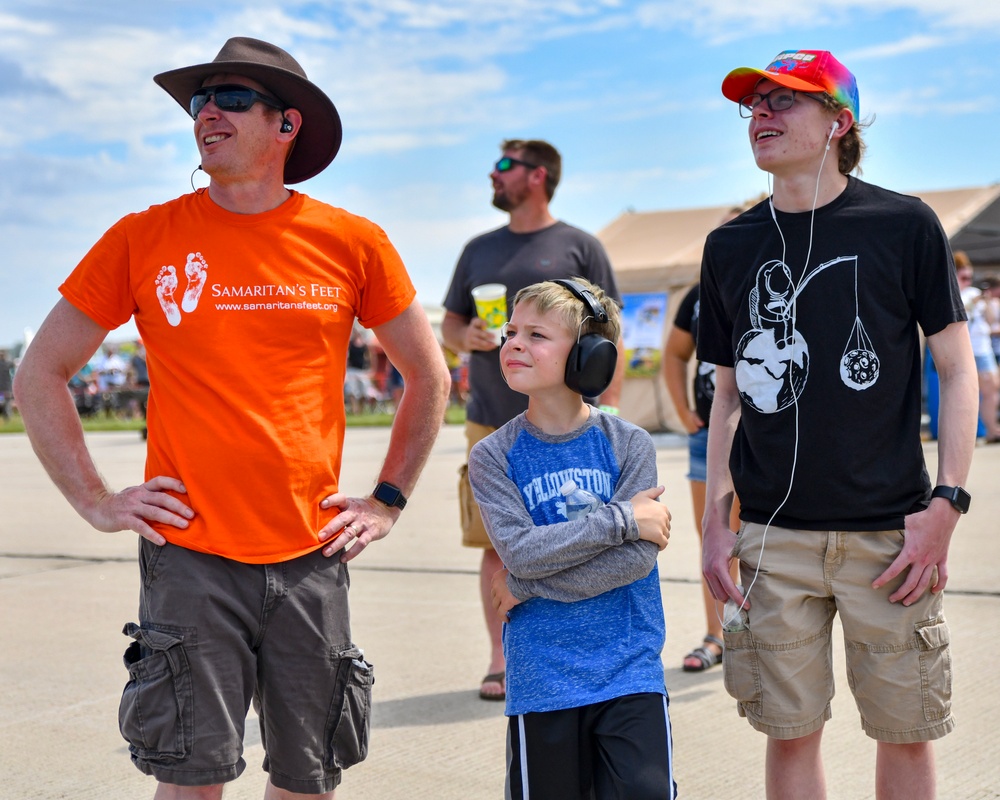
[824,119,838,151]
[280,118,293,133]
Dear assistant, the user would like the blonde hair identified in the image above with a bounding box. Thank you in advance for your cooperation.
[513,277,621,343]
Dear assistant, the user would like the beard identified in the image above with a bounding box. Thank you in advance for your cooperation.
[491,190,513,212]
[492,183,528,212]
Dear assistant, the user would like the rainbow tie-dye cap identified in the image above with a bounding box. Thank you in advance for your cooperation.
[722,50,859,118]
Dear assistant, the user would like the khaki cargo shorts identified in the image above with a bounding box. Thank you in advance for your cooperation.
[459,420,497,548]
[723,523,954,744]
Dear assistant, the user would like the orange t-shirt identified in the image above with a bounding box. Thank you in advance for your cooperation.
[61,190,415,563]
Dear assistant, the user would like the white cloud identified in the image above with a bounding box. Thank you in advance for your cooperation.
[867,86,995,116]
[844,34,949,61]
[1,0,999,346]
[634,0,1000,35]
[346,131,465,154]
[0,12,52,35]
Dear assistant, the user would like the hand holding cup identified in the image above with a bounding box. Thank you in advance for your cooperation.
[471,283,507,350]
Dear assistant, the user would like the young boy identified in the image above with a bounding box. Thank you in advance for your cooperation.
[468,277,677,799]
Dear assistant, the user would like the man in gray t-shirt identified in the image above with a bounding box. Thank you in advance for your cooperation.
[441,138,622,702]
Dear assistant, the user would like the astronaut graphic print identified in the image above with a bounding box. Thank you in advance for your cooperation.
[696,176,966,529]
[735,254,879,414]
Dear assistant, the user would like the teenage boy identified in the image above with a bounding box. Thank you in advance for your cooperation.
[468,278,676,799]
[698,50,978,799]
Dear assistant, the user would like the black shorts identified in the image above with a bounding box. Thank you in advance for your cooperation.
[506,692,677,799]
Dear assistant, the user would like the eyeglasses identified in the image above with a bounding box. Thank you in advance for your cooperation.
[189,84,286,120]
[738,88,824,118]
[494,156,539,173]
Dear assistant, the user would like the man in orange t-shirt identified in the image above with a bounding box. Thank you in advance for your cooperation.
[14,38,450,799]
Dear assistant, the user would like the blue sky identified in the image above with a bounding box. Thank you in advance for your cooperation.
[2,0,998,349]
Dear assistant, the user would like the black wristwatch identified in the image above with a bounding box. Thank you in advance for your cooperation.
[930,485,971,514]
[373,481,407,510]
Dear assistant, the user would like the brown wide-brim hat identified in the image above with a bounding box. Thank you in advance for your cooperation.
[154,37,342,184]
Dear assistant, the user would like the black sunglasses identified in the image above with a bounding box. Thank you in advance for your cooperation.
[494,156,539,173]
[189,84,286,120]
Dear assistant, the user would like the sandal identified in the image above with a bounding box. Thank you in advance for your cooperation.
[682,635,724,672]
[479,671,506,701]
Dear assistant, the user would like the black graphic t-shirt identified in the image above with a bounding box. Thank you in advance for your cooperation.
[673,284,715,427]
[698,177,965,530]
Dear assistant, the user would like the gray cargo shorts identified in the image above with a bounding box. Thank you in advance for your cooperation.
[118,539,373,793]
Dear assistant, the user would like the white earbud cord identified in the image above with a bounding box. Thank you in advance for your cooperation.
[722,122,836,627]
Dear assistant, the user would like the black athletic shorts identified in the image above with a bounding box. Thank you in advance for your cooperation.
[506,692,677,799]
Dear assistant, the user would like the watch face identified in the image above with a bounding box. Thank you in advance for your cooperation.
[374,481,406,509]
[933,485,970,514]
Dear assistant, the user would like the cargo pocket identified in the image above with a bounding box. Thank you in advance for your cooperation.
[118,622,195,763]
[722,628,762,717]
[915,617,952,721]
[325,646,374,771]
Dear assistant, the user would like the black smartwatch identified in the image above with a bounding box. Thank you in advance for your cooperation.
[930,485,971,514]
[373,481,407,510]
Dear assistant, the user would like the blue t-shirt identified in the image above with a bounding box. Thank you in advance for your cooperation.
[469,409,666,715]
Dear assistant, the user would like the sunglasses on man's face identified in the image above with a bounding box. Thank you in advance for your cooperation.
[189,84,286,120]
[494,156,539,173]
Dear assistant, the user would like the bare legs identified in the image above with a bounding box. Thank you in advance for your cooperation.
[977,367,1000,440]
[683,480,739,669]
[765,730,936,800]
[154,779,336,799]
[766,730,826,800]
[153,785,223,799]
[683,481,724,669]
[479,547,506,698]
[875,741,936,800]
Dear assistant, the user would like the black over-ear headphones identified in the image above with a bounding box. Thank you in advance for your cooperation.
[551,279,618,397]
[280,118,294,133]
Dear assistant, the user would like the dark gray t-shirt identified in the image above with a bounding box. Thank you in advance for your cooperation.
[443,221,620,427]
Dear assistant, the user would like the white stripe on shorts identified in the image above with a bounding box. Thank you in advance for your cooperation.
[663,695,677,800]
[517,714,529,799]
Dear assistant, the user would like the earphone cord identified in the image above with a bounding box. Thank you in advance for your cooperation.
[721,126,835,625]
[190,164,207,194]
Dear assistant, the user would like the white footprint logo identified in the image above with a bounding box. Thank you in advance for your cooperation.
[155,266,182,327]
[182,252,208,313]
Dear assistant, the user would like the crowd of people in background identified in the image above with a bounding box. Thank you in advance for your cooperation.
[956,250,1000,442]
[5,262,1000,434]
[0,329,468,424]
[344,324,468,415]
[0,348,15,420]
[63,341,150,420]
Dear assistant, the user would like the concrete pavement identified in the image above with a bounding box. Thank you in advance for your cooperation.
[1,424,998,799]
